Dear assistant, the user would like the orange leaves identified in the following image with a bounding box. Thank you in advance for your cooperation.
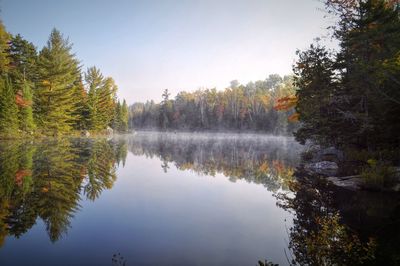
[15,90,32,107]
[274,95,299,123]
[15,169,32,186]
[272,160,285,173]
[258,161,269,173]
[288,112,300,122]
[274,95,298,111]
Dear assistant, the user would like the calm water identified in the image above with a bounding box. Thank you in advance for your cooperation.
[0,132,398,265]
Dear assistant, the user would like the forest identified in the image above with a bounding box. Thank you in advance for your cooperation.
[0,22,129,137]
[129,75,298,134]
[287,0,400,185]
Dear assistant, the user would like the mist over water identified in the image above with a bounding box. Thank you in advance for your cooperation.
[127,131,303,190]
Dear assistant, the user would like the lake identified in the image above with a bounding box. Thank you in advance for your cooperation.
[0,132,398,265]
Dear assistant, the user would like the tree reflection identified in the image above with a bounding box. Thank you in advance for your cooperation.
[0,138,127,244]
[275,172,400,265]
[127,132,302,192]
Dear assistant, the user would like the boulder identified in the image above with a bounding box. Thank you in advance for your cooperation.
[81,130,90,137]
[106,126,113,135]
[327,175,363,191]
[304,161,339,176]
[314,147,344,162]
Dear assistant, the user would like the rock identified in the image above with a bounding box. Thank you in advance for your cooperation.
[304,161,339,176]
[106,126,113,135]
[327,176,363,191]
[81,130,90,137]
[314,147,344,162]
[392,183,400,192]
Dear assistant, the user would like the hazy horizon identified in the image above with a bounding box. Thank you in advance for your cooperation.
[2,0,334,104]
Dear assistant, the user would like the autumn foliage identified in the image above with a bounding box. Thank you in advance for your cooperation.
[274,96,297,111]
[274,95,299,122]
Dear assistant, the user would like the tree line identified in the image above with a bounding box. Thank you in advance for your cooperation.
[129,74,298,134]
[0,21,128,137]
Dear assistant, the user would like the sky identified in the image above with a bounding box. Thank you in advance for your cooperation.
[1,0,334,103]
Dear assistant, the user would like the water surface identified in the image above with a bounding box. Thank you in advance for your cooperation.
[0,132,301,265]
[1,132,398,265]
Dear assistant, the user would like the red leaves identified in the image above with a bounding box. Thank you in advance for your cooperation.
[15,169,32,186]
[288,112,300,122]
[274,95,299,123]
[15,90,32,107]
[273,96,298,111]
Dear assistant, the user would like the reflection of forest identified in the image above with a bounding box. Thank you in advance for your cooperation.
[275,174,400,265]
[127,132,302,191]
[0,138,127,245]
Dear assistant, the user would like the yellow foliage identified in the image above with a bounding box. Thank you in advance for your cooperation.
[41,80,51,86]
[258,161,269,173]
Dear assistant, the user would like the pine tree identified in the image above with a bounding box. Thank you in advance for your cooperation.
[120,99,129,132]
[97,77,117,129]
[17,81,35,132]
[35,29,81,135]
[113,101,122,131]
[0,78,19,133]
[85,67,119,131]
[294,0,400,152]
[334,0,400,150]
[71,76,88,130]
[293,43,340,146]
[159,89,170,130]
[85,66,103,130]
[0,21,10,75]
[8,34,38,85]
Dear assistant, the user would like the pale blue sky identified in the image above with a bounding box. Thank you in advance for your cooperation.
[1,0,332,103]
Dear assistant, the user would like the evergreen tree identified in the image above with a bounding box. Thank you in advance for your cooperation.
[85,66,104,130]
[113,101,122,131]
[97,77,117,129]
[159,89,170,130]
[293,44,341,146]
[333,0,400,150]
[0,21,10,75]
[8,34,38,85]
[292,0,400,161]
[120,99,129,132]
[0,78,19,133]
[71,75,88,130]
[17,81,35,132]
[35,28,81,135]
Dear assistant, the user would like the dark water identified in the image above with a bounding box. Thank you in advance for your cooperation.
[0,132,398,266]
